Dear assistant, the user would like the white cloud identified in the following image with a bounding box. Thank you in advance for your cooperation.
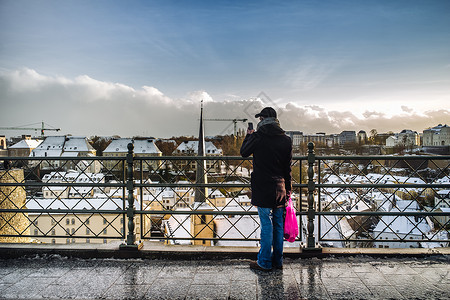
[186,90,214,103]
[1,68,448,138]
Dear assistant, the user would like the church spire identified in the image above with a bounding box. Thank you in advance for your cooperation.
[194,100,207,203]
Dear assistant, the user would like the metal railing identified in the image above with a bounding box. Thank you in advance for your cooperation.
[1,142,449,250]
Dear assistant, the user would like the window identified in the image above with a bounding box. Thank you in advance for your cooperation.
[66,228,70,235]
[120,218,123,224]
[71,218,75,225]
[34,229,38,235]
[103,239,107,244]
[86,218,90,225]
[103,218,107,225]
[103,229,107,235]
[33,220,38,226]
[66,239,70,244]
[51,239,56,244]
[51,219,55,225]
[71,228,75,234]
[66,218,70,225]
[86,229,90,235]
[51,229,56,236]
[200,215,206,224]
[86,238,90,244]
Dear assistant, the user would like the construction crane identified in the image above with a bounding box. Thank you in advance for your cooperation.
[203,118,248,136]
[0,122,60,137]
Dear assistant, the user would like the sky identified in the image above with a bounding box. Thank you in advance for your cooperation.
[1,0,449,138]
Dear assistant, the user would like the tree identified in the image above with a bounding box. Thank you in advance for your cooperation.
[89,136,112,156]
[155,140,178,156]
[369,129,378,145]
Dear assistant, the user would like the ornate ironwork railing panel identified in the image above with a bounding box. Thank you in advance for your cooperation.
[1,143,449,249]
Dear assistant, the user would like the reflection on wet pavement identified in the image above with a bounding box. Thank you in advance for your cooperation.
[0,256,448,299]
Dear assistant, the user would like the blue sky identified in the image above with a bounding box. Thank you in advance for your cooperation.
[1,0,449,137]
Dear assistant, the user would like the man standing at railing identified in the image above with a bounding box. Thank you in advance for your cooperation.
[240,107,292,271]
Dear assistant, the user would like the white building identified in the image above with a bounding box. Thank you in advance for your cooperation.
[103,138,162,171]
[174,141,222,156]
[385,130,420,148]
[42,171,106,199]
[173,141,223,172]
[30,136,98,171]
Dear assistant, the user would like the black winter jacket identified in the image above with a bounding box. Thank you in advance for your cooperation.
[240,123,292,208]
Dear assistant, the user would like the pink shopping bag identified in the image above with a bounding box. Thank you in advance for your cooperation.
[284,197,298,242]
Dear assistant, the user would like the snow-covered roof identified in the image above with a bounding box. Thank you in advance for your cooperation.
[425,124,449,132]
[437,190,450,198]
[31,136,65,157]
[373,211,431,235]
[164,213,192,245]
[27,197,139,211]
[9,139,42,149]
[63,136,94,152]
[30,136,94,157]
[174,141,222,155]
[215,212,259,247]
[104,138,161,154]
[42,171,105,183]
[395,200,420,211]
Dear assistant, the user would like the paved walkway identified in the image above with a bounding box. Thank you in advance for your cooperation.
[0,255,448,299]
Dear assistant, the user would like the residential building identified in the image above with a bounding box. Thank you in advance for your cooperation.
[423,124,450,146]
[103,138,162,171]
[41,171,106,200]
[28,197,141,244]
[386,130,420,148]
[8,137,42,157]
[30,136,98,171]
[173,141,222,172]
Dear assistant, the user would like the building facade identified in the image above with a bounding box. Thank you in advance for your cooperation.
[423,124,450,146]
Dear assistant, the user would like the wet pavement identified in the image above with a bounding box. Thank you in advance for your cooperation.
[0,255,448,299]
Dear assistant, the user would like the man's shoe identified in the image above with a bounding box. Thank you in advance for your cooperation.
[249,261,272,272]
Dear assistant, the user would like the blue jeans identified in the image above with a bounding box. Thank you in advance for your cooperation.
[257,206,285,269]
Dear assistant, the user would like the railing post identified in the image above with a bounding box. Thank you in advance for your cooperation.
[120,143,143,250]
[304,142,321,252]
